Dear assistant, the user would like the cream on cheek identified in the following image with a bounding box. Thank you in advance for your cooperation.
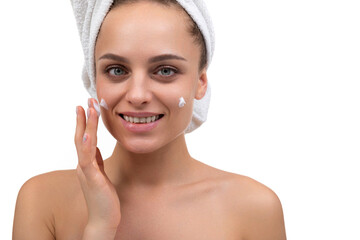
[172,94,193,132]
[99,98,109,110]
[178,96,186,108]
[96,80,113,111]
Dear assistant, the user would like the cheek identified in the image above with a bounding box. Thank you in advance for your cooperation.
[157,83,194,129]
[156,83,192,110]
[96,79,125,108]
[96,75,196,114]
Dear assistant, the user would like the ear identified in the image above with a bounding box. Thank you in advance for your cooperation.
[195,69,208,100]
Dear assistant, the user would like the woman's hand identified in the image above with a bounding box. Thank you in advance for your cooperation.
[75,98,121,236]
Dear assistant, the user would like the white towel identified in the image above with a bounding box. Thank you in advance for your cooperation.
[70,0,215,133]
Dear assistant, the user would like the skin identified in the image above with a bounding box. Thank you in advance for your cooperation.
[12,2,286,240]
[95,2,208,190]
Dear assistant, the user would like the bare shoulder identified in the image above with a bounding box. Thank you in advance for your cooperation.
[13,169,78,240]
[26,168,77,184]
[220,172,287,240]
[21,169,79,203]
[226,173,282,205]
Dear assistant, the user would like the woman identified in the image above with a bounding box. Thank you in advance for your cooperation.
[13,0,286,239]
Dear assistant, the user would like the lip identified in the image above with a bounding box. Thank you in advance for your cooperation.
[120,112,162,117]
[119,113,163,133]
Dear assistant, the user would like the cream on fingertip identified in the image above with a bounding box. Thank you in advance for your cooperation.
[93,101,100,116]
[87,98,100,116]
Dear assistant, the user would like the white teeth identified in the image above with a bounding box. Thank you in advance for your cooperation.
[123,114,161,123]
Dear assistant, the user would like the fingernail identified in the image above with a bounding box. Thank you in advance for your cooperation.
[76,106,78,116]
[87,108,90,118]
[93,101,100,117]
[88,98,91,108]
[83,133,88,143]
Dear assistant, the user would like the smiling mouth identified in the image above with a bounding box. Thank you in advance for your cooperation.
[119,114,164,124]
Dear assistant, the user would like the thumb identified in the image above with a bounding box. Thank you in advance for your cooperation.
[95,147,106,175]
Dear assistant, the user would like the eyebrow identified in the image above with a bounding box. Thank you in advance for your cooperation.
[98,53,187,63]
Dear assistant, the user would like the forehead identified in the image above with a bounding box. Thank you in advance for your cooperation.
[96,2,195,59]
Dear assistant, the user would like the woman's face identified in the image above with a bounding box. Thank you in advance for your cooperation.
[95,1,207,153]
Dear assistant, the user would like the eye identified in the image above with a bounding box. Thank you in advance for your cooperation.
[156,67,177,77]
[107,67,126,76]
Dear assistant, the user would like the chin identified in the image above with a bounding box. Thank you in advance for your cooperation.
[120,137,166,154]
[118,129,185,154]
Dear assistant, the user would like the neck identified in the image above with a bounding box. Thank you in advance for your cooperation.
[104,134,195,191]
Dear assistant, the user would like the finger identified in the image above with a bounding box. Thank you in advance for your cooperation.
[74,106,86,149]
[77,108,99,175]
[88,98,101,132]
[83,107,99,149]
[75,107,97,175]
[88,98,101,119]
[76,99,101,178]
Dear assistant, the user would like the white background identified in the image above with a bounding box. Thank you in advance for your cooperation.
[1,0,359,239]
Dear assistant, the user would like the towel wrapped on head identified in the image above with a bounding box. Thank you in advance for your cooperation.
[70,0,215,133]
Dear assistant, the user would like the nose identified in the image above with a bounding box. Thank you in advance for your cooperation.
[125,74,152,107]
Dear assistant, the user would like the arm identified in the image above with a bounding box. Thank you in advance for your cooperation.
[240,178,287,240]
[13,99,120,240]
[12,173,118,240]
[246,189,286,240]
[12,176,56,240]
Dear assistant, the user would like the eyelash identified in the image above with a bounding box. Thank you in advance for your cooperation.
[105,65,179,78]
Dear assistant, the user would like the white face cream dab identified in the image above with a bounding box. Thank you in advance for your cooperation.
[100,98,109,110]
[178,97,186,108]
